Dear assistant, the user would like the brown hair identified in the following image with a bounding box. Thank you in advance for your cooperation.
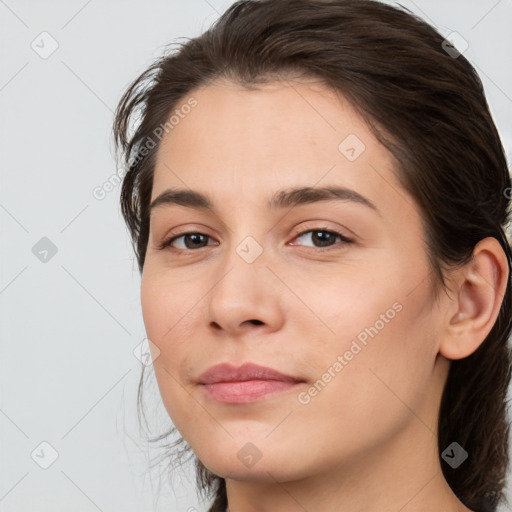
[112,1,512,511]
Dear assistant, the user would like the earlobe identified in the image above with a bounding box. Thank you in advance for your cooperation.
[439,237,509,361]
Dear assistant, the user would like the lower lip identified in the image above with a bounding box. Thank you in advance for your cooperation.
[201,379,303,403]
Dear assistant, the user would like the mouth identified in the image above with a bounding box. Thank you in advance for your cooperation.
[197,362,307,404]
[201,379,305,403]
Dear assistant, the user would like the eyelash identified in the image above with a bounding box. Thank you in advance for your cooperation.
[157,228,354,253]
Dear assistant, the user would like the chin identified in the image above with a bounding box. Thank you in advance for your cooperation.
[199,458,294,483]
[193,440,311,484]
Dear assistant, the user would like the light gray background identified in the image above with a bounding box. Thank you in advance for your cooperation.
[1,1,511,511]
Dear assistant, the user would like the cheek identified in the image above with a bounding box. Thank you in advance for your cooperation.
[140,274,198,433]
[288,265,403,350]
[140,274,165,340]
[299,297,435,458]
[140,272,195,392]
[140,269,195,342]
[304,261,436,413]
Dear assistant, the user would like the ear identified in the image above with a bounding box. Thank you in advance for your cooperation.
[439,236,509,360]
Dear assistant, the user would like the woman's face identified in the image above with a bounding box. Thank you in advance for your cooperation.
[141,78,448,482]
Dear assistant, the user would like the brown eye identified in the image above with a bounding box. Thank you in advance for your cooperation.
[159,232,216,251]
[290,229,353,250]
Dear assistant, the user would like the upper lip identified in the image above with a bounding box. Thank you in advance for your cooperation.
[197,362,305,385]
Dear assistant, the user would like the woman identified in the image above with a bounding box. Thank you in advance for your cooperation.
[112,1,512,511]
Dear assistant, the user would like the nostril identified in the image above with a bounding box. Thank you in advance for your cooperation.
[249,319,264,325]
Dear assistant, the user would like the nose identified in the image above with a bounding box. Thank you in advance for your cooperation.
[207,240,285,338]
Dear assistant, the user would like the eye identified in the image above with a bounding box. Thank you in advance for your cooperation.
[158,232,217,251]
[158,228,353,253]
[289,228,353,250]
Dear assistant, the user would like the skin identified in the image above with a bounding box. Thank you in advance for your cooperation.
[140,77,508,512]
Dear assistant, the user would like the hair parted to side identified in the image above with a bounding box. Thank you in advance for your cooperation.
[112,1,512,511]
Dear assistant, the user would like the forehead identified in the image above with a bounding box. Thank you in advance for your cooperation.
[156,78,368,164]
[151,78,406,217]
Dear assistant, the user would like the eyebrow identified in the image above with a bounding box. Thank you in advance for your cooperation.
[150,185,380,215]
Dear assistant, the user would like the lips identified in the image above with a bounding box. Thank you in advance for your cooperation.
[196,362,306,403]
[196,362,305,385]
